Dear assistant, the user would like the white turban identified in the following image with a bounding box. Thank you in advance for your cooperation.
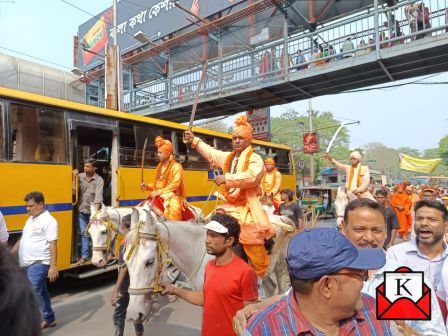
[349,151,362,161]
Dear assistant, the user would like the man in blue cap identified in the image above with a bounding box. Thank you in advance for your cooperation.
[243,228,391,336]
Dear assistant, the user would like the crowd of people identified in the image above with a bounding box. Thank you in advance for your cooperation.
[258,1,446,78]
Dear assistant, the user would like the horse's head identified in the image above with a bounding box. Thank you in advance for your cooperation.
[125,207,161,324]
[87,204,117,267]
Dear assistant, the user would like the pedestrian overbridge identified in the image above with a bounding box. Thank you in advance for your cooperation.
[123,0,448,122]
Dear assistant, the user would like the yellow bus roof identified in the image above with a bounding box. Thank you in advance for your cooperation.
[0,87,291,150]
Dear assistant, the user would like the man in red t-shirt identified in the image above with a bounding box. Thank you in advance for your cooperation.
[162,213,258,336]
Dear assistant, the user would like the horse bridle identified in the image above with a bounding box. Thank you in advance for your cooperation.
[85,210,118,253]
[126,219,172,295]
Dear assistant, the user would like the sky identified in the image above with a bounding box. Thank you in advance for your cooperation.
[0,0,446,152]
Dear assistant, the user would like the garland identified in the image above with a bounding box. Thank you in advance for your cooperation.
[261,168,277,194]
[348,163,362,191]
[154,159,175,188]
[221,147,254,205]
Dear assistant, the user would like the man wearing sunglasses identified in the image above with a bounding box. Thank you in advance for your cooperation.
[243,227,390,335]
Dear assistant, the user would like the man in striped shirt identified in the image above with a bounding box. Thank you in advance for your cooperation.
[243,228,391,336]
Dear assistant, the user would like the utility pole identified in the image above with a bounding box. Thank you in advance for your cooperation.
[105,0,121,111]
[308,98,315,184]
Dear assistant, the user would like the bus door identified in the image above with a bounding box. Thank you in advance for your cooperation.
[68,112,118,263]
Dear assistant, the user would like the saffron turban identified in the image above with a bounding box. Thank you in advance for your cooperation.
[155,136,173,154]
[232,115,253,142]
[349,151,363,161]
[265,158,275,166]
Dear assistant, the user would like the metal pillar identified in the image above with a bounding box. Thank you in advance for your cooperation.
[308,98,315,184]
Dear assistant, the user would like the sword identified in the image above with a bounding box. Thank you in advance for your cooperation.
[183,61,208,143]
[325,122,347,153]
[141,137,148,186]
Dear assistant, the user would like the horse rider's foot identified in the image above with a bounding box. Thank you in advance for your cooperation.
[76,257,89,266]
[41,320,56,329]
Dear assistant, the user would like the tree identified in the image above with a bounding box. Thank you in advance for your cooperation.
[197,118,229,133]
[270,109,351,182]
[439,136,448,166]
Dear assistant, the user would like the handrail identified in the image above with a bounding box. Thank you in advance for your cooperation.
[72,174,79,206]
[115,169,121,201]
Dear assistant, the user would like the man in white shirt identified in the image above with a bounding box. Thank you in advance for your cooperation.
[388,200,448,290]
[14,191,59,329]
[0,210,9,244]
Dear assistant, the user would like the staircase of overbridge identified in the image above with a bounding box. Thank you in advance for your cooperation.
[122,0,448,122]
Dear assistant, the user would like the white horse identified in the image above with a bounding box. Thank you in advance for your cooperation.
[126,207,213,321]
[125,208,297,319]
[87,199,206,268]
[335,186,349,228]
[263,215,297,296]
[86,204,133,267]
[125,207,161,323]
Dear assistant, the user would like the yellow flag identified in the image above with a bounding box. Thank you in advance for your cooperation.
[398,153,441,173]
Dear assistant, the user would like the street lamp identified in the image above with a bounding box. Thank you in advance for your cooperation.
[133,31,161,45]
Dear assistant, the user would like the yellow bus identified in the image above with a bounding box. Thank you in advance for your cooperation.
[0,86,295,275]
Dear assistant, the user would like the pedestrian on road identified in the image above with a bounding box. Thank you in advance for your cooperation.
[73,158,104,264]
[374,189,400,249]
[110,214,143,336]
[0,209,9,245]
[13,191,59,330]
[162,213,259,336]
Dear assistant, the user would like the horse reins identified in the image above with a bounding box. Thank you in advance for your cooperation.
[126,208,172,295]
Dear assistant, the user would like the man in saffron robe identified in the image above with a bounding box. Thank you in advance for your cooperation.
[140,136,186,221]
[184,116,274,287]
[390,184,412,240]
[260,158,282,209]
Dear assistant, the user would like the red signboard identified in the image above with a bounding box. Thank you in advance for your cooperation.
[247,108,270,141]
[303,132,319,153]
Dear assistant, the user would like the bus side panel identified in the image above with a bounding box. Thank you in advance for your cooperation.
[282,174,297,199]
[116,167,220,216]
[0,163,73,271]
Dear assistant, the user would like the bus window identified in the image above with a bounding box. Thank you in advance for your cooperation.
[252,144,268,158]
[271,148,291,174]
[0,101,4,160]
[10,104,66,163]
[173,130,214,170]
[215,138,233,151]
[119,122,172,168]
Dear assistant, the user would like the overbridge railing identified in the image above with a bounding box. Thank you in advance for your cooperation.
[121,0,448,113]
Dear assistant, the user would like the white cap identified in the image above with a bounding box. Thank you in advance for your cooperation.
[203,220,228,234]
